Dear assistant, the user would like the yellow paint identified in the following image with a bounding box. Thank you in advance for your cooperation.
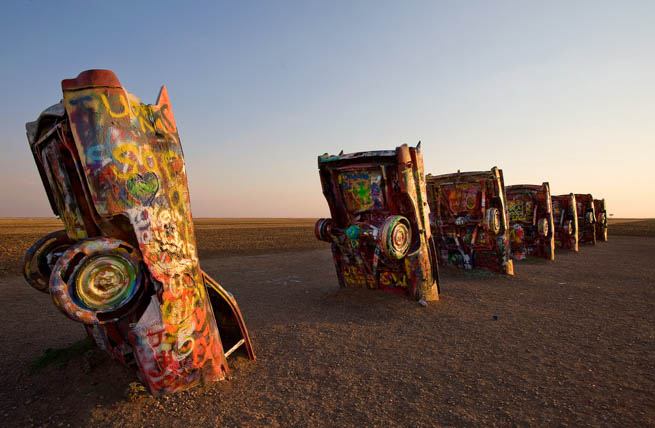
[100,93,130,118]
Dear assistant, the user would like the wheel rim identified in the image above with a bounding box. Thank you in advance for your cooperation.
[75,253,139,311]
[382,216,411,259]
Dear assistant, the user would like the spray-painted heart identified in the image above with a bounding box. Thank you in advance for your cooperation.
[127,172,159,205]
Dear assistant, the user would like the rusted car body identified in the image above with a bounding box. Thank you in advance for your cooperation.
[315,144,439,302]
[593,198,608,241]
[575,194,597,245]
[551,194,579,251]
[505,183,555,261]
[425,167,514,275]
[23,70,254,395]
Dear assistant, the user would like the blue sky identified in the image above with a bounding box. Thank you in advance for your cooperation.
[1,0,653,217]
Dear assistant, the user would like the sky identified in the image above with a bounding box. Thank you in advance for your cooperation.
[1,0,653,218]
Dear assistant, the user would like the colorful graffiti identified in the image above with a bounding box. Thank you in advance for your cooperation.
[426,167,514,275]
[506,183,555,261]
[23,70,254,395]
[316,144,439,302]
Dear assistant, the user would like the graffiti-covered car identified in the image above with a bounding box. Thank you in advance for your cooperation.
[575,194,597,245]
[505,183,555,261]
[425,167,514,275]
[23,70,254,395]
[594,198,608,241]
[315,144,439,303]
[551,194,579,251]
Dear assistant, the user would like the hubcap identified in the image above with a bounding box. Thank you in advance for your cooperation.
[75,254,138,311]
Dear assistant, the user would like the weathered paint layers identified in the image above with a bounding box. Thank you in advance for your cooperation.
[506,183,556,261]
[315,144,439,302]
[593,199,608,241]
[23,70,254,395]
[574,194,597,245]
[551,194,579,251]
[425,167,514,275]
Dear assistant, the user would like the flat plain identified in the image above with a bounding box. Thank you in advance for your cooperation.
[0,218,653,427]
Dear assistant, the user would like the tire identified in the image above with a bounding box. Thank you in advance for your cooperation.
[23,230,72,293]
[314,218,332,242]
[485,207,501,235]
[538,218,549,237]
[380,216,412,259]
[49,238,144,325]
[563,220,573,235]
[585,210,595,225]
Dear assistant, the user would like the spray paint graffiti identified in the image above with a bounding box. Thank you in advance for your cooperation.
[23,70,254,395]
[425,167,514,275]
[551,194,579,251]
[315,144,440,302]
[506,183,556,261]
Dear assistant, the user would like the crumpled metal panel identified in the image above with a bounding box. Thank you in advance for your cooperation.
[574,194,597,245]
[315,144,439,302]
[593,198,608,241]
[425,167,514,275]
[551,194,579,251]
[506,183,556,261]
[23,70,254,395]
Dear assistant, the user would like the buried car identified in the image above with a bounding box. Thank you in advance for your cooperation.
[425,167,514,275]
[505,183,555,261]
[23,70,254,395]
[594,198,608,241]
[575,194,597,245]
[551,194,579,251]
[315,143,440,303]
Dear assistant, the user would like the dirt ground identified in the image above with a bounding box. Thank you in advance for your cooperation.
[0,219,653,427]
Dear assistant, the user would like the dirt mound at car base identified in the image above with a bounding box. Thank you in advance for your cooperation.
[0,223,653,427]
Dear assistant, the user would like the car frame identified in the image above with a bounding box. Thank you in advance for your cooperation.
[315,143,440,302]
[593,198,608,241]
[425,167,514,275]
[505,183,556,261]
[551,193,579,251]
[575,194,597,245]
[23,69,254,395]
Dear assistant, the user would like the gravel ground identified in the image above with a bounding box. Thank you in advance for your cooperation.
[0,220,653,427]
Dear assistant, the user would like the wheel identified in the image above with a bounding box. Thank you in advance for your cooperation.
[23,230,73,293]
[597,212,606,226]
[537,218,549,237]
[485,207,501,235]
[563,220,573,235]
[585,210,595,225]
[380,216,412,259]
[314,218,332,242]
[49,238,144,325]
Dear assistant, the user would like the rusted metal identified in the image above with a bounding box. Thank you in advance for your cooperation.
[505,183,555,261]
[425,167,514,275]
[315,144,440,302]
[574,194,597,245]
[551,194,579,251]
[23,69,254,395]
[593,198,608,241]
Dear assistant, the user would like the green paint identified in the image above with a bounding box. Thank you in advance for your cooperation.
[127,172,159,204]
[355,181,371,204]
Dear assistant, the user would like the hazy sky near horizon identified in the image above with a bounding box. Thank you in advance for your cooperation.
[1,1,653,218]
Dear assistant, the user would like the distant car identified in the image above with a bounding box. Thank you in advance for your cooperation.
[593,198,608,241]
[425,167,514,275]
[315,143,440,302]
[551,194,579,251]
[574,194,597,245]
[506,183,555,261]
[23,70,254,395]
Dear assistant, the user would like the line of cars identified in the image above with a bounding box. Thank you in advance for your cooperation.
[22,70,608,395]
[315,143,608,303]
